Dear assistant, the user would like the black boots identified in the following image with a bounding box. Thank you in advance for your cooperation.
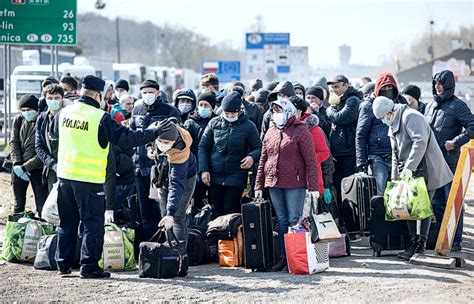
[271,257,288,272]
[80,270,111,279]
[398,235,426,260]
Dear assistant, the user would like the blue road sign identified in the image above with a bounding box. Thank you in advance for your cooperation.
[246,33,290,49]
[218,61,240,83]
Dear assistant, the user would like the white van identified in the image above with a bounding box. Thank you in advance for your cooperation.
[113,63,153,99]
[10,64,95,111]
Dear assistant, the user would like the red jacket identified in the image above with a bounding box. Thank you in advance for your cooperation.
[256,116,319,191]
[302,113,330,192]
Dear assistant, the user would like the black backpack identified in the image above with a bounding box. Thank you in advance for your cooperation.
[206,213,242,240]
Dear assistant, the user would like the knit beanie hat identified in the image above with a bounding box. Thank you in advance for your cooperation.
[306,86,324,101]
[115,79,129,91]
[402,85,421,101]
[197,90,216,108]
[289,96,309,112]
[158,122,179,142]
[372,96,394,119]
[250,79,263,91]
[221,91,242,112]
[19,94,39,111]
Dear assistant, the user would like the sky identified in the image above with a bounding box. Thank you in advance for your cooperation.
[79,0,474,68]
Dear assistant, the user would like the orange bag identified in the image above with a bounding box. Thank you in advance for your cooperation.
[218,226,244,267]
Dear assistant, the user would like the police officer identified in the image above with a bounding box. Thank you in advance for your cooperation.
[54,75,171,279]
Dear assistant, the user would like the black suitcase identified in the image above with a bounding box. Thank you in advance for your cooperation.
[187,228,217,265]
[369,196,409,256]
[341,173,377,233]
[241,200,275,271]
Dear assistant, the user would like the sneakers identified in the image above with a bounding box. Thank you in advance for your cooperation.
[80,270,111,279]
[271,257,287,272]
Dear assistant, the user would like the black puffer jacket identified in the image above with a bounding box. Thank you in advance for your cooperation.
[184,111,216,159]
[326,86,361,157]
[10,114,43,171]
[198,114,262,189]
[425,70,474,171]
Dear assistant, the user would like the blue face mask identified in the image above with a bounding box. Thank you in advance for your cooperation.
[21,110,38,122]
[382,116,389,126]
[46,99,61,111]
[222,113,238,123]
[198,107,211,119]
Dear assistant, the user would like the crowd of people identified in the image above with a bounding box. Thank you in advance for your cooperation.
[6,69,474,278]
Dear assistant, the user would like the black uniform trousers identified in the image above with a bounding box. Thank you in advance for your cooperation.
[55,178,105,274]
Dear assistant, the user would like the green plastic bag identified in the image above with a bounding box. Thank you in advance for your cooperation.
[384,177,434,221]
[99,223,135,272]
[1,213,55,262]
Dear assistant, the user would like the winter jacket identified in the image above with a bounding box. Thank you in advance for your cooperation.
[425,70,474,171]
[35,111,59,175]
[302,114,330,193]
[173,88,197,123]
[256,116,319,191]
[198,113,262,189]
[326,86,361,157]
[268,81,295,102]
[10,114,43,172]
[149,126,197,216]
[243,100,263,133]
[389,104,452,191]
[130,96,181,176]
[315,106,331,138]
[261,109,272,139]
[104,145,135,210]
[184,111,216,159]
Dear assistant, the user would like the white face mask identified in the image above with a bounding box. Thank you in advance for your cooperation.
[157,141,174,152]
[46,99,61,111]
[272,112,287,128]
[296,94,304,100]
[178,103,193,114]
[115,90,126,99]
[142,93,156,105]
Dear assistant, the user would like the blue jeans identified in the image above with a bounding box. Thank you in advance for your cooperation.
[368,155,391,195]
[269,188,306,258]
[431,182,463,245]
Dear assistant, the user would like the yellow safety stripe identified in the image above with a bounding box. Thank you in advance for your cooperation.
[61,155,107,167]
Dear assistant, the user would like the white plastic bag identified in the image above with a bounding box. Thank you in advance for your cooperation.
[314,213,341,242]
[42,182,60,225]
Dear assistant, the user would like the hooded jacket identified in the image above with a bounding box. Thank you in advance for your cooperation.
[198,113,262,189]
[35,111,60,177]
[173,89,197,122]
[256,116,319,191]
[326,86,361,157]
[131,95,181,176]
[261,81,297,138]
[425,70,474,171]
[355,73,407,167]
[302,113,330,192]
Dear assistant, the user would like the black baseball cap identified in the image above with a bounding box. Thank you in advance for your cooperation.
[327,74,349,85]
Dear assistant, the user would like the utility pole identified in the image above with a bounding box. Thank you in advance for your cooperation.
[116,17,121,63]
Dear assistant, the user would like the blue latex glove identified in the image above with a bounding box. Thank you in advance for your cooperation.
[13,165,30,181]
[52,164,58,173]
[323,188,332,204]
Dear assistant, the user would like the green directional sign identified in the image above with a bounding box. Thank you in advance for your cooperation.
[0,0,77,45]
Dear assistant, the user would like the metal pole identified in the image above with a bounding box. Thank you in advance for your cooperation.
[3,45,7,146]
[55,46,59,79]
[6,44,11,144]
[51,45,54,76]
[116,17,121,63]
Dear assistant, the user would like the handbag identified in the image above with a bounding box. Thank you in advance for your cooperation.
[138,227,189,279]
[308,196,341,243]
[41,182,60,225]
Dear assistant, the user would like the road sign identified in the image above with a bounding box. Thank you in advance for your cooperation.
[201,60,240,83]
[0,0,77,46]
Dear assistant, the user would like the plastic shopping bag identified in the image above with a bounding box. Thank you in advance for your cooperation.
[42,182,60,225]
[99,223,136,272]
[285,231,329,275]
[384,177,433,221]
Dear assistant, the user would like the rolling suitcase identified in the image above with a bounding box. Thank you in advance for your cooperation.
[369,196,409,256]
[341,173,377,233]
[241,200,275,271]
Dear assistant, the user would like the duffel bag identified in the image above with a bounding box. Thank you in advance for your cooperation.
[34,233,58,270]
[139,228,189,279]
[206,213,242,240]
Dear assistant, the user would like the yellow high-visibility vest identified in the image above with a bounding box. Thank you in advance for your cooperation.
[57,102,109,184]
